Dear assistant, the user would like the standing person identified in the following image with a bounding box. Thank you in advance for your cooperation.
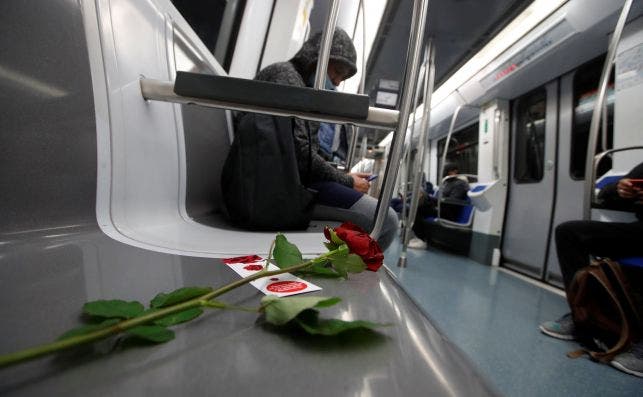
[252,28,398,249]
[539,162,643,377]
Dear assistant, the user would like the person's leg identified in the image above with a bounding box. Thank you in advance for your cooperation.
[411,201,437,241]
[541,220,643,340]
[310,182,398,250]
[556,220,643,291]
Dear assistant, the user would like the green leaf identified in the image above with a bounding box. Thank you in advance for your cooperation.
[261,296,341,325]
[324,242,338,251]
[295,310,386,336]
[126,325,175,343]
[273,234,303,269]
[154,308,203,327]
[150,287,212,308]
[57,319,121,340]
[83,300,145,319]
[329,253,366,278]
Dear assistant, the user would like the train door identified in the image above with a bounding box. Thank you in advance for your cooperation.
[544,56,614,285]
[502,81,558,277]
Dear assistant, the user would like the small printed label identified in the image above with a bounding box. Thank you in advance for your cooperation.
[223,255,321,297]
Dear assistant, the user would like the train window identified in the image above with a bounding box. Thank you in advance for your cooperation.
[437,123,479,177]
[171,0,246,71]
[513,88,546,183]
[570,56,614,180]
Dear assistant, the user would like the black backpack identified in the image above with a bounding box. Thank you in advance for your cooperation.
[567,259,642,362]
[221,113,315,230]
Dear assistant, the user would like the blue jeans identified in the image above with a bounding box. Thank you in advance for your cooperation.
[309,181,398,250]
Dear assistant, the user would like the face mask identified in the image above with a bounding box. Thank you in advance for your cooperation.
[307,74,337,91]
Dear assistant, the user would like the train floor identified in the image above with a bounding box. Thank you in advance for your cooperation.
[383,238,641,397]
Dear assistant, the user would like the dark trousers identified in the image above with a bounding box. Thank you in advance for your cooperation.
[412,200,437,241]
[555,220,643,292]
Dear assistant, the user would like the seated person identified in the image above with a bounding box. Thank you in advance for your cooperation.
[539,162,643,377]
[408,164,469,249]
[253,28,398,249]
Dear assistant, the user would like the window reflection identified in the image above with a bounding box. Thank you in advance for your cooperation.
[514,89,546,183]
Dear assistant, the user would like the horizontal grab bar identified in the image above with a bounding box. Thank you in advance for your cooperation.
[140,78,399,130]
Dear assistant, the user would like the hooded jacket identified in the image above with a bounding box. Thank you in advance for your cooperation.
[254,28,358,188]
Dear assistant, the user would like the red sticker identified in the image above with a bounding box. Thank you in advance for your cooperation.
[243,264,264,271]
[222,255,263,264]
[266,281,308,293]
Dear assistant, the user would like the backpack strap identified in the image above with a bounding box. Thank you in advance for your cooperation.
[602,259,642,328]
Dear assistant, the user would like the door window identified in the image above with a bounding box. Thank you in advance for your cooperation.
[570,55,614,179]
[513,88,546,183]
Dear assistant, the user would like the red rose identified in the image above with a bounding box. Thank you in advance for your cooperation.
[333,222,384,272]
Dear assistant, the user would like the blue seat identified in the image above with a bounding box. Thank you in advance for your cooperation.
[617,256,643,268]
[595,174,624,190]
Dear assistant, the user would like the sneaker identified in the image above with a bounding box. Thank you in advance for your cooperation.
[539,313,576,340]
[407,237,427,250]
[611,341,643,378]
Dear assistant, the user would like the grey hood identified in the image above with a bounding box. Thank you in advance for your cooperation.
[290,28,357,84]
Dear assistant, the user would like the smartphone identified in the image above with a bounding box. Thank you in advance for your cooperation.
[367,174,378,182]
[629,179,643,189]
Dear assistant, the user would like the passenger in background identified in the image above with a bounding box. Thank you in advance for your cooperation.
[254,28,398,248]
[408,164,469,249]
[540,162,643,377]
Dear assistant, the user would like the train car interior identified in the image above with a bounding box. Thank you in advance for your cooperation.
[1,0,642,396]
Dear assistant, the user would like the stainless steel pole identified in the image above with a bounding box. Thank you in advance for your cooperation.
[370,0,429,241]
[399,41,435,268]
[314,0,341,90]
[582,0,632,220]
[345,0,368,171]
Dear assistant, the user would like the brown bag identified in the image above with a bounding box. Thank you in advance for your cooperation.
[566,259,642,362]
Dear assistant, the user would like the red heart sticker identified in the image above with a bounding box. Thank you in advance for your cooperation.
[266,281,307,293]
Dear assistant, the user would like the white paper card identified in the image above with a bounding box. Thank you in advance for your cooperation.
[223,256,321,297]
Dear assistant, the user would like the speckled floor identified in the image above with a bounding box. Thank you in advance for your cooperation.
[383,242,642,397]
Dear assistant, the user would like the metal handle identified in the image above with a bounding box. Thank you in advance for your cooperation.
[140,79,399,129]
[370,0,430,241]
[314,0,341,90]
[582,0,633,220]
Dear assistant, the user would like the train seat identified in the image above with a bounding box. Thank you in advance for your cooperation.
[421,186,478,255]
[618,256,643,268]
[86,0,359,258]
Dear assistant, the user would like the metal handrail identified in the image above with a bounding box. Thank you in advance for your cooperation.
[345,0,367,171]
[370,0,429,241]
[399,41,435,268]
[582,0,633,220]
[399,57,427,235]
[314,0,341,90]
[140,79,398,129]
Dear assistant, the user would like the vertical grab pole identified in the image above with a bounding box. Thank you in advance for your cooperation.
[437,104,463,218]
[370,0,429,241]
[399,41,435,267]
[345,0,367,171]
[314,0,342,90]
[582,0,632,220]
[400,52,426,235]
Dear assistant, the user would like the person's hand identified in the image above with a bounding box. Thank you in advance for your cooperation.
[616,178,638,199]
[350,173,371,193]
